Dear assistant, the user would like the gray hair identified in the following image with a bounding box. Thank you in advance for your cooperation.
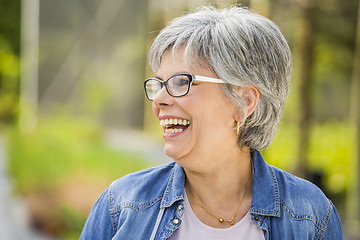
[149,6,292,150]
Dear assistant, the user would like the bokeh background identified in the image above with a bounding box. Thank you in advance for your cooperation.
[0,0,359,239]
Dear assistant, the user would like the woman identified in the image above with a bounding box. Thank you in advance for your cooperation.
[80,6,343,239]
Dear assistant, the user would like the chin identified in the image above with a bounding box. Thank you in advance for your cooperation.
[164,144,188,161]
[164,148,181,160]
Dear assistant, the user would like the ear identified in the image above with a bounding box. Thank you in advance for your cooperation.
[234,86,260,119]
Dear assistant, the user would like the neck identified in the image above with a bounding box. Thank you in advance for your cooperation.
[183,146,253,211]
[182,147,253,228]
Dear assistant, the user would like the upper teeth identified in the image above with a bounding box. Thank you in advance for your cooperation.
[160,118,190,126]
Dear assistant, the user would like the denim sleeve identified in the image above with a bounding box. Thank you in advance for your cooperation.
[80,187,114,239]
[321,202,343,240]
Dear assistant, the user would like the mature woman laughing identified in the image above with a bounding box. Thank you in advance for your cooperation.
[81,6,343,240]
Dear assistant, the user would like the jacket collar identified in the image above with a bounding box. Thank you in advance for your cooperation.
[250,150,280,217]
[160,163,186,208]
[159,150,280,217]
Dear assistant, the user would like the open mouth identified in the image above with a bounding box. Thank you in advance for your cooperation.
[160,118,191,134]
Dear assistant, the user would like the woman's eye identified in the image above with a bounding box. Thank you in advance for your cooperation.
[179,78,189,85]
[174,78,190,87]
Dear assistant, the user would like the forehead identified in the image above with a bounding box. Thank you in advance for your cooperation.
[156,47,214,79]
[157,49,188,77]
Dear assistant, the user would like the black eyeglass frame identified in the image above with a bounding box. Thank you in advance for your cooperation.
[144,73,224,101]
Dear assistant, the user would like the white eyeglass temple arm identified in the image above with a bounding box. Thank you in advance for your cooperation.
[194,75,225,83]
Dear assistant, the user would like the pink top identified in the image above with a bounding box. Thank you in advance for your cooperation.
[169,192,265,240]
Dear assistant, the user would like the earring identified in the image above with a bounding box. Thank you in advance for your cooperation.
[236,120,241,135]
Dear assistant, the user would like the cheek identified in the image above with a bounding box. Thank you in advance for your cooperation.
[202,102,235,132]
[152,102,159,116]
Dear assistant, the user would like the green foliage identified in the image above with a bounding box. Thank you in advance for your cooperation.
[4,114,152,237]
[262,123,299,171]
[0,0,21,125]
[58,205,88,240]
[263,121,355,196]
[0,0,21,53]
[0,37,20,124]
[307,122,355,194]
[5,114,151,193]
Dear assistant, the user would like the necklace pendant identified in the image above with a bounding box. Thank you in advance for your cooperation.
[228,219,234,225]
[219,218,224,223]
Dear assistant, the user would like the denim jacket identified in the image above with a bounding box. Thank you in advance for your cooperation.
[80,150,343,239]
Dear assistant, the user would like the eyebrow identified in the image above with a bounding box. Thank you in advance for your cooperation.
[154,71,190,80]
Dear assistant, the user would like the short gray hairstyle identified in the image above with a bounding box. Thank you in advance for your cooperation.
[149,6,292,150]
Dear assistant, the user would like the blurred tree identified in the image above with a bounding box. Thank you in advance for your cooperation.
[295,0,316,178]
[348,0,360,232]
[19,0,39,132]
[0,0,20,53]
[313,0,356,121]
[0,0,21,126]
[32,0,147,129]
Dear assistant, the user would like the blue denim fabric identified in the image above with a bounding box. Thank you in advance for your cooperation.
[80,150,343,239]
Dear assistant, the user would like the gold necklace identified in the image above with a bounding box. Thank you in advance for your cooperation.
[188,173,251,226]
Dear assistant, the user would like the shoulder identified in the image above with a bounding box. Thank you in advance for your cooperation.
[108,162,177,206]
[269,165,329,208]
[80,162,178,239]
[269,165,336,224]
[268,165,342,238]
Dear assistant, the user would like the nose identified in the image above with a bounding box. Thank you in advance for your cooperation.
[152,84,174,107]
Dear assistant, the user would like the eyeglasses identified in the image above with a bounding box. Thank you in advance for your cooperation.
[144,73,225,101]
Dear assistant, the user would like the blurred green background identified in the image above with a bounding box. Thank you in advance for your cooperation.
[0,0,359,239]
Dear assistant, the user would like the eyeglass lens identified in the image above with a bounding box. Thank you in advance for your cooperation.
[145,74,191,100]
